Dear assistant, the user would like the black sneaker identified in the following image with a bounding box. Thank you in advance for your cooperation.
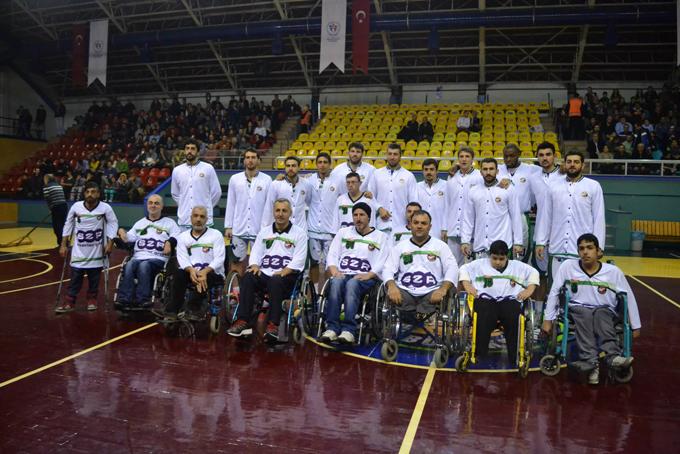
[227,319,253,337]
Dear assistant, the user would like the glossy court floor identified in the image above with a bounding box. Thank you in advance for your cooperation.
[1,227,680,453]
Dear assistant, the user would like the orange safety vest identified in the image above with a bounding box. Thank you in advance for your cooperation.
[568,98,583,117]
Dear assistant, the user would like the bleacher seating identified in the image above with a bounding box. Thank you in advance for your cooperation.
[276,102,557,169]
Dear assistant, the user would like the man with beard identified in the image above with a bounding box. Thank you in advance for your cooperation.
[171,139,222,230]
[56,182,118,313]
[224,149,272,276]
[228,199,308,342]
[382,210,458,314]
[529,142,563,275]
[535,151,605,279]
[321,202,389,344]
[329,142,375,193]
[445,146,483,265]
[416,158,448,242]
[164,206,226,321]
[497,144,540,260]
[368,143,418,236]
[261,156,312,230]
[461,158,523,259]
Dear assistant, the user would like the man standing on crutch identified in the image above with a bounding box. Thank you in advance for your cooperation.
[56,181,118,313]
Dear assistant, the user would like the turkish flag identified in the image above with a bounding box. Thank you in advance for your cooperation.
[71,24,87,88]
[352,0,370,74]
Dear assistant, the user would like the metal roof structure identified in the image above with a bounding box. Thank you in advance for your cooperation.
[0,0,676,97]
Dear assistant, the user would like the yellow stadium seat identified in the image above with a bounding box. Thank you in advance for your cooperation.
[404,150,416,157]
[520,151,533,158]
[331,149,343,156]
[445,133,457,142]
[480,150,494,158]
[411,160,423,170]
[402,160,412,170]
[342,132,352,140]
[276,158,285,169]
[469,132,481,142]
[439,159,452,171]
[494,141,506,152]
[416,149,428,157]
[506,132,519,143]
[532,132,544,143]
[386,133,397,141]
[301,159,313,169]
[433,133,444,142]
[374,159,386,168]
[298,133,310,142]
[366,149,378,157]
[494,150,504,158]
[303,142,314,151]
[417,141,430,151]
[406,140,418,150]
[430,142,443,152]
[457,131,469,142]
[428,150,441,158]
[285,149,296,157]
[441,149,454,158]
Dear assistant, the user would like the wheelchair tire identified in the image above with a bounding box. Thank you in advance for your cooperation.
[381,339,398,362]
[178,321,195,339]
[209,315,220,335]
[434,347,449,368]
[539,354,561,376]
[225,272,240,325]
[612,365,634,384]
[455,354,468,372]
[292,322,304,345]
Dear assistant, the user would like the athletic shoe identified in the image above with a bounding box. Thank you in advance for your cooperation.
[338,331,355,344]
[227,319,252,337]
[588,366,599,385]
[610,355,634,368]
[55,302,74,314]
[264,322,279,343]
[320,330,338,343]
[86,298,97,311]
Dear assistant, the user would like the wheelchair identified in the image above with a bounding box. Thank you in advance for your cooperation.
[539,282,634,383]
[311,277,383,346]
[453,292,538,378]
[113,240,169,314]
[377,286,457,368]
[154,267,226,339]
[224,270,315,344]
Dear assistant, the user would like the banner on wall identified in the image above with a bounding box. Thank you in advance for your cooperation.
[88,19,109,87]
[71,24,87,88]
[352,0,370,74]
[319,0,347,73]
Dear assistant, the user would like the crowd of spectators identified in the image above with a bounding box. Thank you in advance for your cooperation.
[556,83,680,175]
[10,93,299,202]
[397,110,482,142]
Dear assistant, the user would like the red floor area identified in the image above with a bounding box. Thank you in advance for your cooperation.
[1,251,679,452]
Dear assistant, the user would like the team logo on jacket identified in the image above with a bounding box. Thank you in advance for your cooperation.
[438,191,444,197]
[285,242,293,249]
[330,186,336,192]
[257,186,263,191]
[202,247,211,253]
[581,192,589,198]
[301,190,306,195]
[495,196,502,203]
[427,254,437,261]
[399,178,405,184]
[156,228,163,234]
[368,244,376,251]
[520,177,526,183]
[510,280,516,287]
[199,173,205,178]
[597,286,607,294]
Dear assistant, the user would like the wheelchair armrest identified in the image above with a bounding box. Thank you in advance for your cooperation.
[113,237,134,252]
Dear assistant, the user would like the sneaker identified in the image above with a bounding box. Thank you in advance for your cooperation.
[588,366,599,385]
[610,355,634,368]
[86,298,97,311]
[338,331,355,344]
[55,302,74,314]
[227,319,252,337]
[264,322,279,343]
[320,330,338,343]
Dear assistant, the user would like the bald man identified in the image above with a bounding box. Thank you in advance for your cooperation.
[116,195,181,309]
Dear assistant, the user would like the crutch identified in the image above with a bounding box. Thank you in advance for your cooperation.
[102,216,110,307]
[54,216,76,308]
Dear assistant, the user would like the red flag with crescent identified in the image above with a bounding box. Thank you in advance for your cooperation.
[352,0,370,74]
[71,24,87,88]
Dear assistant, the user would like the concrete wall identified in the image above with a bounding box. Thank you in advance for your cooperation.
[0,68,54,138]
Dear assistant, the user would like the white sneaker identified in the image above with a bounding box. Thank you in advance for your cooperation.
[338,331,355,344]
[320,330,337,342]
[610,355,634,368]
[588,366,599,385]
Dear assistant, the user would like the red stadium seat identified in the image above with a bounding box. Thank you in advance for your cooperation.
[149,168,160,177]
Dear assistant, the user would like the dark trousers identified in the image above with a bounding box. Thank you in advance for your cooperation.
[67,267,102,300]
[51,203,67,246]
[474,298,522,366]
[237,271,298,324]
[167,269,223,314]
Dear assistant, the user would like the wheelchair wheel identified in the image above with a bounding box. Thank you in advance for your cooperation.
[539,354,561,376]
[292,320,305,345]
[372,283,388,340]
[299,277,319,339]
[612,365,634,384]
[178,320,195,339]
[434,347,449,368]
[209,314,221,334]
[225,271,240,325]
[455,354,469,372]
[381,339,398,362]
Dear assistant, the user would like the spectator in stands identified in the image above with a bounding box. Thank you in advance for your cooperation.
[128,175,145,203]
[102,175,116,202]
[70,173,86,202]
[399,113,420,142]
[115,173,129,202]
[42,174,67,246]
[35,105,47,139]
[456,110,472,132]
[615,116,632,137]
[587,132,604,159]
[61,170,74,199]
[567,93,585,140]
[470,110,481,132]
[299,104,313,135]
[55,101,66,136]
[419,117,435,142]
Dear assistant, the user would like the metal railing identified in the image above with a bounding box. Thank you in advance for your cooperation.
[0,115,46,140]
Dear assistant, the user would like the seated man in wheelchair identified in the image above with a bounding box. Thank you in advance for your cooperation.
[163,206,226,320]
[320,202,390,344]
[382,210,458,317]
[459,240,539,366]
[542,233,641,384]
[116,194,180,309]
[227,198,308,342]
